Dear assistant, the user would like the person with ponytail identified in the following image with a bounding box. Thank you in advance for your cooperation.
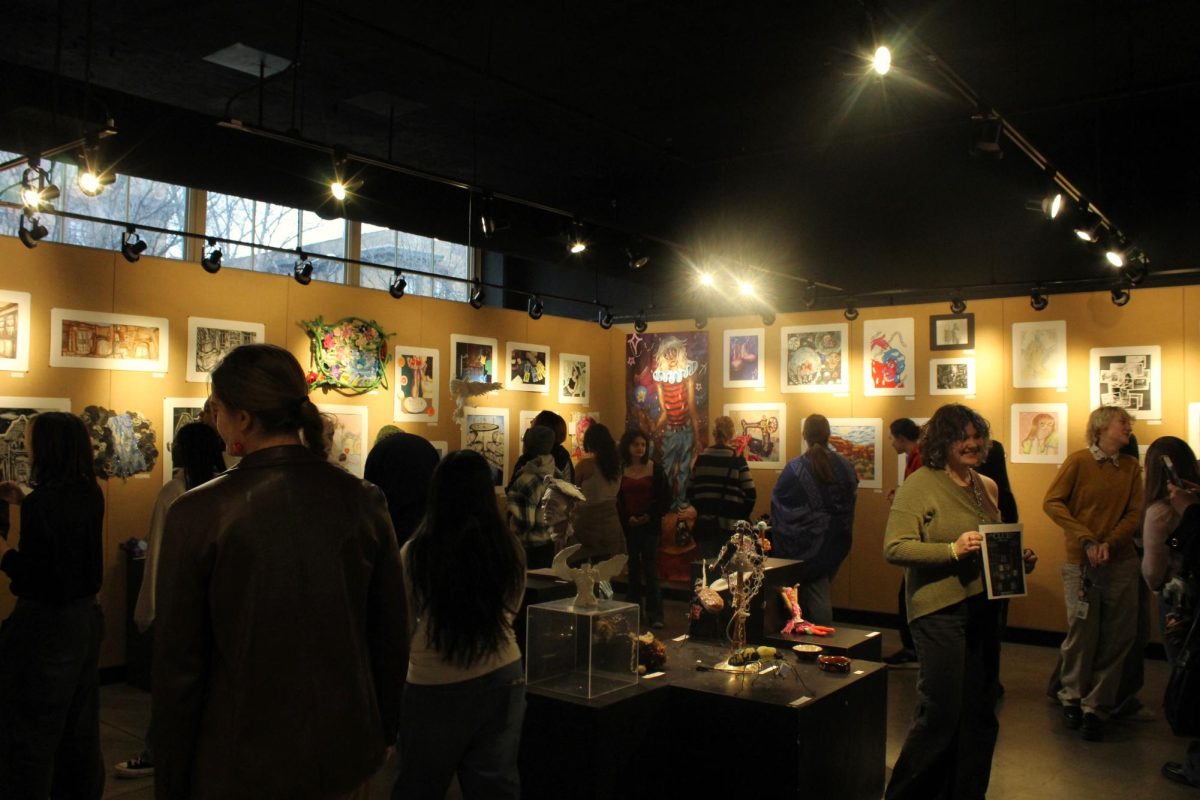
[570,423,627,562]
[769,413,859,625]
[392,449,527,799]
[152,344,408,799]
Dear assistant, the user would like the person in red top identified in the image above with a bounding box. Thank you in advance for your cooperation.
[885,418,923,666]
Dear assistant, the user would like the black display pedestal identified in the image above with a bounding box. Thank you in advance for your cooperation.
[766,624,885,661]
[125,553,152,691]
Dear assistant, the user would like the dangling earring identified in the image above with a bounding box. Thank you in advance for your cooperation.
[230,441,245,456]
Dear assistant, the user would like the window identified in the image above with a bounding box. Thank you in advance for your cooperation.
[360,223,470,302]
[205,192,346,283]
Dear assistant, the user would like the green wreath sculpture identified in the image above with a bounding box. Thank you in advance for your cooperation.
[301,315,393,395]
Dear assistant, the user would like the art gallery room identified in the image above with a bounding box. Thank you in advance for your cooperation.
[2,1,1200,798]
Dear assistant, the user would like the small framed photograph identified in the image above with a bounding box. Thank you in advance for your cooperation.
[505,342,550,394]
[979,523,1027,599]
[186,317,264,383]
[0,290,32,373]
[558,353,590,404]
[723,328,765,389]
[929,357,975,396]
[929,314,974,351]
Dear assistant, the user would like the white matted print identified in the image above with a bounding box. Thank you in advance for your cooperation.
[1012,320,1067,389]
[50,308,169,372]
[394,346,439,423]
[316,403,368,477]
[0,397,72,483]
[723,403,785,470]
[186,317,263,383]
[450,334,499,383]
[506,342,550,394]
[0,290,32,372]
[929,357,976,396]
[1090,346,1162,421]
[1011,403,1068,464]
[519,410,539,432]
[1190,403,1200,457]
[781,323,849,394]
[462,406,509,488]
[162,397,208,483]
[430,440,449,459]
[826,417,884,489]
[723,328,765,389]
[863,318,914,397]
[559,353,590,404]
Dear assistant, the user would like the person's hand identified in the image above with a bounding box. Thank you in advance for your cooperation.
[1167,481,1200,516]
[1084,540,1110,567]
[886,488,896,505]
[0,481,25,505]
[953,530,983,558]
[1022,547,1038,575]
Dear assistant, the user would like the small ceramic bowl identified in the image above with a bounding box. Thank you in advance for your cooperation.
[792,643,823,661]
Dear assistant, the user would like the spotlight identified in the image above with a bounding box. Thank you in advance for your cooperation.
[567,221,587,255]
[18,215,49,248]
[1121,258,1148,286]
[330,181,348,201]
[1030,287,1049,311]
[761,310,776,327]
[328,149,361,202]
[737,280,756,297]
[75,139,115,197]
[695,315,707,330]
[950,296,966,314]
[480,194,497,238]
[293,254,314,286]
[469,283,485,309]
[201,238,223,274]
[844,305,859,322]
[634,311,648,334]
[1026,190,1063,220]
[698,272,715,288]
[802,281,818,309]
[20,165,60,212]
[120,227,148,262]
[626,247,650,270]
[389,271,407,299]
[969,112,1004,160]
[1110,285,1131,307]
[1103,234,1129,268]
[872,45,892,76]
[527,295,544,320]
[598,307,614,330]
[1073,209,1103,242]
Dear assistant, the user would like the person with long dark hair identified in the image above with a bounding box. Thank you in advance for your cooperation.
[0,411,106,799]
[393,449,527,799]
[570,423,627,562]
[152,344,407,799]
[364,429,441,545]
[618,428,670,627]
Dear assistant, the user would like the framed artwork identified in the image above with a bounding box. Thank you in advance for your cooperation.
[430,440,449,459]
[451,334,499,384]
[519,410,539,432]
[570,411,601,461]
[461,406,509,488]
[50,308,169,372]
[897,417,930,486]
[0,290,32,372]
[929,357,976,396]
[302,316,391,395]
[780,324,849,394]
[186,317,263,383]
[1011,403,1068,464]
[827,417,884,489]
[558,353,590,404]
[863,318,914,396]
[506,341,550,394]
[723,403,785,470]
[393,346,439,423]
[723,328,765,389]
[80,405,158,479]
[929,314,975,351]
[1012,320,1067,389]
[979,523,1027,599]
[1090,345,1162,421]
[1189,403,1200,457]
[316,403,368,477]
[162,397,207,483]
[0,396,71,483]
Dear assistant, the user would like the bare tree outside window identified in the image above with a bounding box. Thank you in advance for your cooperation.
[360,223,469,302]
[205,192,345,283]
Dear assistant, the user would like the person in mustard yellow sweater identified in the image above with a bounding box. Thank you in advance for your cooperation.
[1043,406,1143,742]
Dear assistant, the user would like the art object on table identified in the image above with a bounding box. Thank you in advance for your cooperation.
[929,357,975,396]
[979,523,1027,599]
[80,405,158,480]
[1090,345,1162,421]
[634,632,668,675]
[1011,403,1067,464]
[723,328,765,389]
[316,403,368,477]
[779,585,836,636]
[448,378,502,424]
[825,417,883,489]
[0,290,32,373]
[863,318,913,396]
[301,316,391,395]
[551,544,628,609]
[569,411,600,461]
[1012,320,1067,389]
[461,406,509,487]
[451,334,498,384]
[50,308,169,372]
[393,346,438,422]
[780,323,848,394]
[539,474,586,541]
[0,397,71,483]
[723,403,785,470]
[162,397,207,483]
[711,521,767,668]
[558,353,590,404]
[186,317,263,383]
[929,313,975,351]
[506,341,550,394]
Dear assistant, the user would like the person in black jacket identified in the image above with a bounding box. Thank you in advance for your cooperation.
[618,428,671,628]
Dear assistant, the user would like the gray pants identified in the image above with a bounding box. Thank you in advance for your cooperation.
[800,574,835,627]
[1058,558,1139,718]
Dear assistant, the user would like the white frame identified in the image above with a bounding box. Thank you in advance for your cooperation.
[1011,403,1069,464]
[723,403,786,470]
[0,290,32,373]
[450,334,500,384]
[50,308,169,372]
[863,318,915,397]
[929,357,976,396]
[161,396,209,483]
[461,405,509,489]
[505,341,551,394]
[826,417,884,489]
[186,317,265,383]
[316,403,369,477]
[558,353,591,404]
[1090,345,1162,421]
[780,323,850,394]
[1012,320,1067,389]
[393,346,439,423]
[519,409,539,432]
[0,396,72,483]
[723,328,765,389]
[1189,403,1200,457]
[430,440,449,459]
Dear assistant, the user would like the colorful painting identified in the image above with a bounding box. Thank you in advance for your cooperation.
[1011,403,1068,464]
[462,406,509,488]
[187,317,263,383]
[826,418,883,490]
[780,324,849,394]
[162,397,207,484]
[80,405,158,480]
[451,334,498,384]
[723,328,765,389]
[302,316,391,395]
[394,346,438,423]
[0,290,32,373]
[1090,346,1162,421]
[316,403,368,477]
[929,357,976,396]
[506,341,550,394]
[0,397,71,483]
[559,353,590,404]
[50,308,169,372]
[569,411,601,461]
[929,314,975,351]
[723,403,785,470]
[1012,320,1067,389]
[863,318,914,396]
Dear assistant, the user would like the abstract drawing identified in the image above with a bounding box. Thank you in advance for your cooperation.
[929,357,976,396]
[461,406,509,488]
[723,328,765,389]
[451,334,498,384]
[394,346,439,423]
[0,397,71,483]
[81,405,158,479]
[1012,320,1067,389]
[780,323,849,394]
[1011,403,1068,464]
[558,353,590,404]
[506,341,550,394]
[161,397,207,483]
[50,308,169,372]
[1090,345,1162,421]
[863,318,913,396]
[723,403,785,470]
[187,317,263,383]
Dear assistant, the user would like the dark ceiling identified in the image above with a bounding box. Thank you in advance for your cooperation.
[2,0,1198,319]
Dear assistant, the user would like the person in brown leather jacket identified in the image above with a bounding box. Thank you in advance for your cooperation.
[151,344,408,800]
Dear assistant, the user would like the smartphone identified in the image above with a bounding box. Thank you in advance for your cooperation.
[1162,454,1181,485]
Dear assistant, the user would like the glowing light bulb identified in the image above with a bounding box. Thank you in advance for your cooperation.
[569,240,587,254]
[699,273,715,287]
[78,171,102,196]
[330,181,348,201]
[873,46,892,76]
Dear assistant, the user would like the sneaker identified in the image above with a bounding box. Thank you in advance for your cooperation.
[884,648,919,668]
[1162,761,1200,788]
[115,754,154,779]
[1062,705,1082,730]
[1081,712,1105,741]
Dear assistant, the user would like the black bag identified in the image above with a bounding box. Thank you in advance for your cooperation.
[1164,611,1200,737]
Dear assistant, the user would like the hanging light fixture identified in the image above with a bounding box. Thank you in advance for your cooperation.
[389,270,407,299]
[1110,284,1131,307]
[1030,286,1049,311]
[694,314,708,330]
[527,295,544,320]
[328,149,362,203]
[872,45,892,76]
[626,246,649,270]
[844,305,859,321]
[969,112,1004,160]
[20,162,60,212]
[567,220,587,255]
[1073,206,1103,243]
[633,310,648,334]
[469,282,485,309]
[293,253,314,285]
[18,215,49,248]
[761,310,776,326]
[76,137,115,197]
[802,281,818,309]
[201,238,223,273]
[120,226,148,262]
[950,296,966,314]
[597,307,614,330]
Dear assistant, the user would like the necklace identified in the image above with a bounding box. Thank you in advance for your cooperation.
[965,470,989,523]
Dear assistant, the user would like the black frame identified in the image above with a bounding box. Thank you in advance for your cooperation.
[929,313,975,351]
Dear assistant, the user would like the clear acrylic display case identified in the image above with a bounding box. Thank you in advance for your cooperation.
[525,598,640,699]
